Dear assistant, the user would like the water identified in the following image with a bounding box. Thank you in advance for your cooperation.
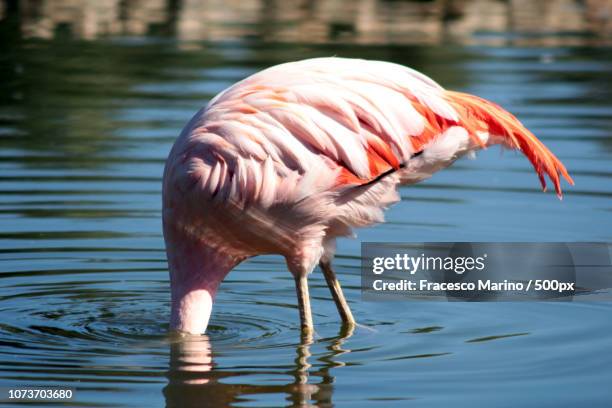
[1,2,612,407]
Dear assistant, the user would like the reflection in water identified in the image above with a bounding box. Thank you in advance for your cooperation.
[5,0,612,45]
[165,326,354,407]
[167,334,214,386]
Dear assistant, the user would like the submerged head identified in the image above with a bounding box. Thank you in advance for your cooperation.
[163,213,240,334]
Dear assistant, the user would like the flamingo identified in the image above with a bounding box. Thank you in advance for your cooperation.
[162,57,573,336]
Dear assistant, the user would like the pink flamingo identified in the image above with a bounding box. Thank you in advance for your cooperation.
[162,57,573,335]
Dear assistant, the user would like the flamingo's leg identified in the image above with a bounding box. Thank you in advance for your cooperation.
[319,260,356,326]
[294,274,314,336]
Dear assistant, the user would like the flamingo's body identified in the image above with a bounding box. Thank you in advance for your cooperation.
[163,57,573,335]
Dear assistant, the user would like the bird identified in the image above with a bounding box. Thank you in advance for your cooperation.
[162,57,573,336]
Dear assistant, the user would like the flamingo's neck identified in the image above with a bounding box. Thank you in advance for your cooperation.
[164,224,239,334]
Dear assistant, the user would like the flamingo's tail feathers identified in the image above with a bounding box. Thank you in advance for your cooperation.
[446,91,574,198]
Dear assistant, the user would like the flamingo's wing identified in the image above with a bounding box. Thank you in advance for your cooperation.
[175,57,572,210]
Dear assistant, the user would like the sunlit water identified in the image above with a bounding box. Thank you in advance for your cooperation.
[1,22,612,408]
